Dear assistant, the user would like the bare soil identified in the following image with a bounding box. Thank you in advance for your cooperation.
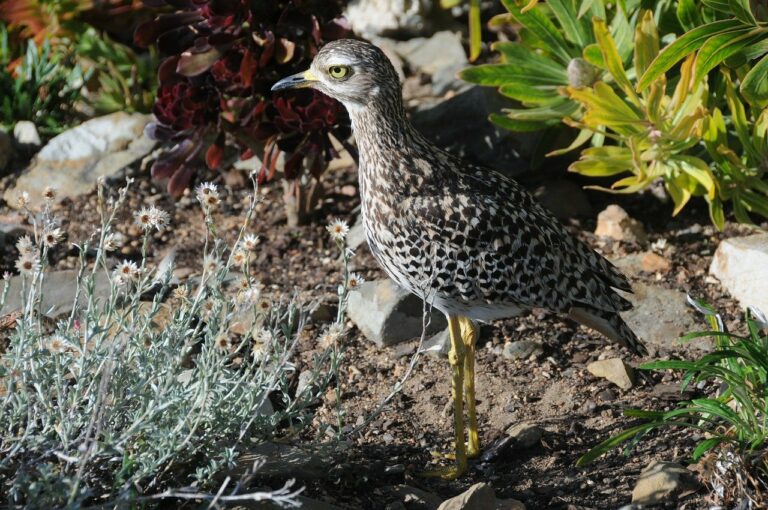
[0,159,760,510]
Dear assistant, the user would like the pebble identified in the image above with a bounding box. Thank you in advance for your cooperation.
[587,358,636,390]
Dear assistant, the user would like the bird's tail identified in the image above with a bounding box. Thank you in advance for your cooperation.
[568,306,647,356]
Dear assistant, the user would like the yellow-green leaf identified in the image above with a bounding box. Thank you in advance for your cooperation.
[634,10,659,77]
[593,18,636,101]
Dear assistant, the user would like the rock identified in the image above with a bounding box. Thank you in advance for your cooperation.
[345,0,451,39]
[13,120,41,149]
[422,327,450,358]
[437,483,496,510]
[0,270,111,318]
[586,358,635,390]
[4,113,156,209]
[392,31,468,95]
[437,483,525,510]
[613,251,671,276]
[505,423,543,448]
[631,460,700,506]
[0,129,13,172]
[709,234,768,314]
[620,282,709,353]
[533,179,593,220]
[502,340,544,360]
[227,442,331,481]
[346,279,447,347]
[595,205,648,244]
[411,87,532,178]
[388,484,443,509]
[346,214,367,251]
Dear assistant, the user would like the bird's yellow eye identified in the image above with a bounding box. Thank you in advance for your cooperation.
[328,65,350,79]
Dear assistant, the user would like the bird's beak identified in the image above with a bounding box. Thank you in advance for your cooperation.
[271,69,318,92]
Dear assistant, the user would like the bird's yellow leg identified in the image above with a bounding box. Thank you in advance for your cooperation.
[459,316,480,459]
[421,315,467,480]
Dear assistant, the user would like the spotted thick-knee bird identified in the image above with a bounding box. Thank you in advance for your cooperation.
[273,39,646,479]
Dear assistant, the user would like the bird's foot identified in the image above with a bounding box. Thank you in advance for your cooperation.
[418,460,468,480]
[430,443,481,460]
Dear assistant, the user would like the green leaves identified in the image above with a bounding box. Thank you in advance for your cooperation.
[581,305,768,466]
[637,19,745,90]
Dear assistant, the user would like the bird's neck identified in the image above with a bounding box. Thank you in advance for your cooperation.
[347,97,412,153]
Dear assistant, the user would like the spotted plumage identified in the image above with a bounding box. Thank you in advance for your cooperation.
[272,37,647,479]
[274,39,645,356]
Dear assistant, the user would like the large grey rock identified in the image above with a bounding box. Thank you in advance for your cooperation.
[709,234,768,314]
[347,279,447,347]
[437,483,526,510]
[4,113,155,209]
[411,87,533,178]
[620,283,708,353]
[631,460,700,506]
[586,358,635,390]
[393,31,468,95]
[227,442,331,481]
[0,270,112,318]
[345,0,451,39]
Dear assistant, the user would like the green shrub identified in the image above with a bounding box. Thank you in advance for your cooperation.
[461,0,768,227]
[0,24,88,137]
[579,300,768,506]
[0,179,351,507]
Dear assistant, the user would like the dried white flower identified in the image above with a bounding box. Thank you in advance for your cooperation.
[347,272,365,290]
[16,253,40,276]
[196,182,220,210]
[42,186,56,202]
[319,323,344,348]
[135,206,169,231]
[242,234,260,251]
[214,334,230,350]
[103,233,120,252]
[203,255,221,274]
[326,218,349,241]
[231,250,248,267]
[237,287,261,307]
[148,206,170,230]
[42,227,64,248]
[16,191,30,208]
[47,334,67,353]
[172,285,189,301]
[16,235,35,256]
[113,260,140,285]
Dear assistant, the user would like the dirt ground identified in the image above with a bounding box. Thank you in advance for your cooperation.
[0,158,760,510]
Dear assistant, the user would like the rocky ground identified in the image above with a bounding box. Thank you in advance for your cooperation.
[2,26,768,510]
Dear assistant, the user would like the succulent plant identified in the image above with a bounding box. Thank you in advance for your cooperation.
[135,0,351,197]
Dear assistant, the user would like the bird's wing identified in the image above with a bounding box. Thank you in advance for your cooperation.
[400,160,632,314]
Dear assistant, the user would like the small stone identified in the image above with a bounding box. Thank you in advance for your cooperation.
[346,279,447,347]
[13,120,41,148]
[422,328,450,359]
[505,423,543,448]
[0,270,111,318]
[631,460,700,506]
[502,340,544,360]
[586,358,635,390]
[640,252,671,273]
[597,388,617,401]
[595,205,648,244]
[709,234,768,314]
[392,31,468,95]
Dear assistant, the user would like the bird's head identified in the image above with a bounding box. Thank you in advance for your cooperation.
[271,39,400,112]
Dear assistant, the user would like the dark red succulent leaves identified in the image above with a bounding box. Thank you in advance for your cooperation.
[136,0,349,195]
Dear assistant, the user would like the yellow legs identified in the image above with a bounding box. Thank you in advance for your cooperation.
[422,315,479,480]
